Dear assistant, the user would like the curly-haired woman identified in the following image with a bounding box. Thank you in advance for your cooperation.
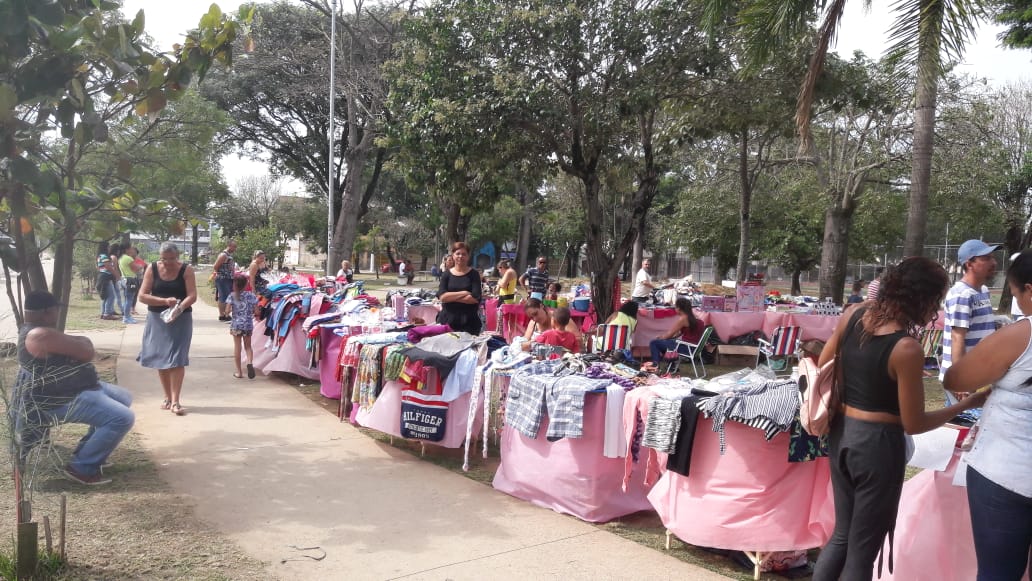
[812,257,988,580]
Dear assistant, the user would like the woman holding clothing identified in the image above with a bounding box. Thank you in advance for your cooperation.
[137,242,198,416]
[945,250,1032,581]
[437,242,482,335]
[812,257,987,580]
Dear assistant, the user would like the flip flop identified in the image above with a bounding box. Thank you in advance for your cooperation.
[233,373,243,379]
[171,403,185,416]
[247,363,255,379]
[160,399,171,410]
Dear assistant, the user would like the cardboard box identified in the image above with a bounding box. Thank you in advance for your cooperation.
[723,298,737,312]
[736,284,766,312]
[701,295,726,312]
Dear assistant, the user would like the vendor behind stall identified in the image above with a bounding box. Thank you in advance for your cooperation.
[437,241,482,335]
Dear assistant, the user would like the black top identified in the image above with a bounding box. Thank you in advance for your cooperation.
[840,310,907,415]
[147,262,192,313]
[436,268,482,334]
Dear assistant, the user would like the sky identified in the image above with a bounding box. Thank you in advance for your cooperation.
[122,0,1032,189]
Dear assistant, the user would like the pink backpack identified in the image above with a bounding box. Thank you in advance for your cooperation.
[798,356,838,436]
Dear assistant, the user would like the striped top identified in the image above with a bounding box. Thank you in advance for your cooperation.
[940,281,995,380]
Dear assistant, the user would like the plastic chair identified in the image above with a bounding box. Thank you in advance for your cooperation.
[756,325,801,374]
[668,326,714,378]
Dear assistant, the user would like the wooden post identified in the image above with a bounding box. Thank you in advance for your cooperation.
[58,495,66,559]
[16,522,38,580]
[42,516,52,553]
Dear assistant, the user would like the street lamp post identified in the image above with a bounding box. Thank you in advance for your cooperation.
[326,0,338,275]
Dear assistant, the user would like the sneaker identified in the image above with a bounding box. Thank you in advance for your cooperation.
[122,317,137,324]
[62,465,111,486]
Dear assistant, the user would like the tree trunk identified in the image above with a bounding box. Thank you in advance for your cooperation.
[818,202,854,303]
[791,269,802,296]
[516,186,533,274]
[735,129,752,283]
[329,146,369,273]
[191,223,200,265]
[902,9,941,258]
[52,226,76,331]
[632,215,645,276]
[443,201,461,248]
[9,185,47,295]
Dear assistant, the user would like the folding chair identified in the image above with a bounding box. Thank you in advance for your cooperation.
[756,325,801,375]
[594,324,631,355]
[919,328,944,374]
[668,325,714,378]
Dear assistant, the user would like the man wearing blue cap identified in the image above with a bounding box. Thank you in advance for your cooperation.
[940,240,1000,402]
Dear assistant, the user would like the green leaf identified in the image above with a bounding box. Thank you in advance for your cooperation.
[132,9,145,36]
[10,156,40,183]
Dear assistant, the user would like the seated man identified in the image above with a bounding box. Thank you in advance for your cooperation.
[16,290,135,485]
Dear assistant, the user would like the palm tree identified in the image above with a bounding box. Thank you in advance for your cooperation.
[710,0,985,257]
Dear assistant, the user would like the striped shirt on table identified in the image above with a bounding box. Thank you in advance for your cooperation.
[940,281,995,381]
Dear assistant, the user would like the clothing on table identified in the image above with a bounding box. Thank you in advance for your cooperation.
[229,291,258,334]
[544,373,612,441]
[354,345,386,408]
[632,267,653,299]
[641,396,682,453]
[441,349,478,402]
[603,385,628,458]
[965,317,1032,499]
[940,280,995,383]
[437,269,483,335]
[696,379,800,453]
[665,395,705,477]
[787,415,829,462]
[522,266,549,295]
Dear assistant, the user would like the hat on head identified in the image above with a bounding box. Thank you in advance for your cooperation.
[958,239,1001,264]
[24,290,62,311]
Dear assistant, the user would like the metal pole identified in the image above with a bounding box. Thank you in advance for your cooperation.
[326,0,338,275]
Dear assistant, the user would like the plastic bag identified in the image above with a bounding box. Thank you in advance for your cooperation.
[160,301,182,324]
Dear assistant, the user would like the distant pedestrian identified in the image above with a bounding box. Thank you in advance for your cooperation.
[117,244,139,324]
[846,280,864,304]
[228,276,258,379]
[519,256,550,300]
[96,242,119,320]
[138,242,197,416]
[246,250,270,297]
[209,240,237,322]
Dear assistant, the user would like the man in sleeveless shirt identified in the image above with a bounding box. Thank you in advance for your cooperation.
[941,240,1000,404]
[16,290,135,485]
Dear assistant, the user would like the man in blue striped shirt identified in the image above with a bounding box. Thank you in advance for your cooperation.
[940,240,1000,402]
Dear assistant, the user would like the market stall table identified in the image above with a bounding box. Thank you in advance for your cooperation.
[880,452,1030,581]
[251,319,320,380]
[355,379,482,449]
[648,419,834,576]
[492,391,653,523]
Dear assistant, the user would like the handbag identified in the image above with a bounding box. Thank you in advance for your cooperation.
[799,308,863,436]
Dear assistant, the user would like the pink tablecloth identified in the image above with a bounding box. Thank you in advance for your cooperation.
[355,379,482,449]
[881,454,1028,581]
[251,320,321,380]
[500,302,596,341]
[318,328,344,399]
[648,420,834,552]
[492,392,653,523]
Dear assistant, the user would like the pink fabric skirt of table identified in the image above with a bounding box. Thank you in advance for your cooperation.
[318,328,344,399]
[251,320,321,380]
[648,420,834,552]
[880,453,1029,581]
[492,393,653,523]
[354,379,482,449]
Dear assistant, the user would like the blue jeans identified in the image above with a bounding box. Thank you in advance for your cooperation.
[50,382,135,476]
[967,465,1032,580]
[649,338,686,364]
[117,278,133,321]
[100,279,117,315]
[216,278,234,304]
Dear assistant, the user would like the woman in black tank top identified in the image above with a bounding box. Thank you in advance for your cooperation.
[812,257,988,581]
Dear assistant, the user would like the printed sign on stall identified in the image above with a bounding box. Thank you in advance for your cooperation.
[400,389,448,442]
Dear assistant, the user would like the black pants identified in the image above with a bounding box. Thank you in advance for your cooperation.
[813,416,905,581]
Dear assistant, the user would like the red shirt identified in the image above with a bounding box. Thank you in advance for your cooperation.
[537,329,579,353]
[679,318,705,344]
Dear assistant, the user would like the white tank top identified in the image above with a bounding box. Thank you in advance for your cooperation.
[966,318,1032,498]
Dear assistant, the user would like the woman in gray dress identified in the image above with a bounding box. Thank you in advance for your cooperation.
[137,242,197,415]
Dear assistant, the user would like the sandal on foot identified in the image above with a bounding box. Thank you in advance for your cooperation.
[247,363,255,379]
[171,403,185,416]
[233,373,243,379]
[160,399,172,410]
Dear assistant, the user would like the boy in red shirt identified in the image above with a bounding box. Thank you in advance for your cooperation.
[537,307,580,353]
